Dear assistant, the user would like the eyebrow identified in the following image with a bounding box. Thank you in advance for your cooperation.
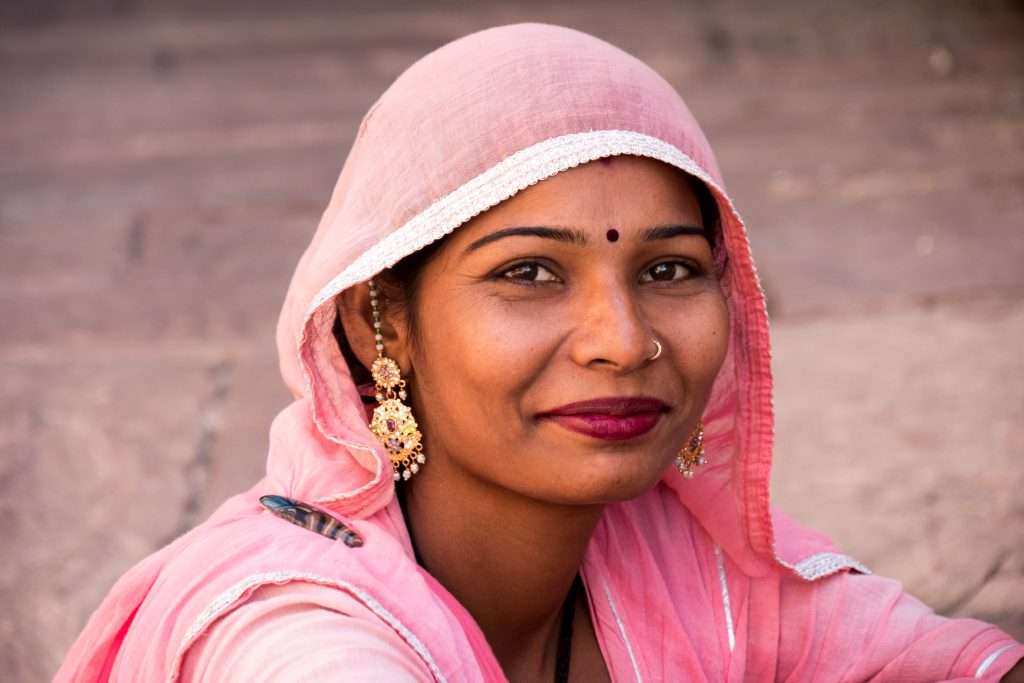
[463,224,706,255]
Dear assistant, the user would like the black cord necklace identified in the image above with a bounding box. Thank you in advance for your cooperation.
[396,484,579,682]
[554,574,580,683]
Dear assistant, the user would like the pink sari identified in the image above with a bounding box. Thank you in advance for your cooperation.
[57,22,1021,682]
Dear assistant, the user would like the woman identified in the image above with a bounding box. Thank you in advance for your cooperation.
[57,23,1022,682]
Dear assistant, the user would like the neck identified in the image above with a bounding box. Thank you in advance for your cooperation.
[402,456,603,677]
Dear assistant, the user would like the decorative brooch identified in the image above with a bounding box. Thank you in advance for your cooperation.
[259,494,364,548]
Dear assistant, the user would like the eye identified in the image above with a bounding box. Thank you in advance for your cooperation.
[639,260,695,284]
[495,261,561,284]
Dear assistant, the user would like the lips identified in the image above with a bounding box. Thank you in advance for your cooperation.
[537,396,670,440]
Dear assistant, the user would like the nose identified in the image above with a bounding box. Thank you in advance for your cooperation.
[568,274,654,372]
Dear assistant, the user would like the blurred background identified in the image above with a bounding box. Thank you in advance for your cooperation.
[2,1,1022,680]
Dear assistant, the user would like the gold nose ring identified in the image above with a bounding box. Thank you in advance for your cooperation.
[647,339,663,361]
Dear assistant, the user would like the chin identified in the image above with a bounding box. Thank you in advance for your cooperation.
[544,458,668,505]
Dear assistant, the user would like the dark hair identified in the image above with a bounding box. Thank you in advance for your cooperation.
[333,237,447,387]
[333,171,724,383]
[686,174,723,259]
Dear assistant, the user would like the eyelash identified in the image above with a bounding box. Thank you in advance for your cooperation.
[492,259,703,287]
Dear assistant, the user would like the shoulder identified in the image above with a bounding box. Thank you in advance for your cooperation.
[117,495,435,681]
[775,569,1024,681]
[180,581,434,682]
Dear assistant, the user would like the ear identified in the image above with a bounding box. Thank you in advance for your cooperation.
[335,280,414,377]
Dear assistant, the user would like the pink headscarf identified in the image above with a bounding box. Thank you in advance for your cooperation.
[272,21,816,577]
[57,23,1022,682]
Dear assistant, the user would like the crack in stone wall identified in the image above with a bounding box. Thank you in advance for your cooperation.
[162,359,234,545]
[940,551,1010,616]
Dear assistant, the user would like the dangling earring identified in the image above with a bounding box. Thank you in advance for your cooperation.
[366,278,426,482]
[675,420,706,479]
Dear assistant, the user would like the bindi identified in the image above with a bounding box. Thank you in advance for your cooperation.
[606,228,619,242]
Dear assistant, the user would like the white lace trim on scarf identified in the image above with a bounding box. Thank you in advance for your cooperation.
[304,129,718,318]
[778,551,871,581]
[714,544,737,653]
[169,572,446,683]
[602,579,644,683]
[975,643,1014,678]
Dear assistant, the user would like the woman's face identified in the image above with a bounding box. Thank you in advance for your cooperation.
[388,156,729,504]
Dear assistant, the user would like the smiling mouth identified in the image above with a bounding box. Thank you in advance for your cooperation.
[539,412,664,440]
[536,396,670,441]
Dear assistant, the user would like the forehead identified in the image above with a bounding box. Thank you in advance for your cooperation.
[445,155,703,243]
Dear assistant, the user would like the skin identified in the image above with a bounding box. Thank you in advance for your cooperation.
[339,155,730,681]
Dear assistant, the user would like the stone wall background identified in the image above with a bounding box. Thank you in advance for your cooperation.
[1,1,1022,680]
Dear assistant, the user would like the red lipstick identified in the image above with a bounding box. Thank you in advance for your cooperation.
[538,396,670,441]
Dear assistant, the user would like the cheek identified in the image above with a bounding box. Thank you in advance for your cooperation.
[412,294,555,426]
[663,293,730,392]
[706,296,731,366]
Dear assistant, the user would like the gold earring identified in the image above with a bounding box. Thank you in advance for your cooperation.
[675,420,706,479]
[366,278,425,482]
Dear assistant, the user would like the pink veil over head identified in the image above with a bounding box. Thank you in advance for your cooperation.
[271,21,839,579]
